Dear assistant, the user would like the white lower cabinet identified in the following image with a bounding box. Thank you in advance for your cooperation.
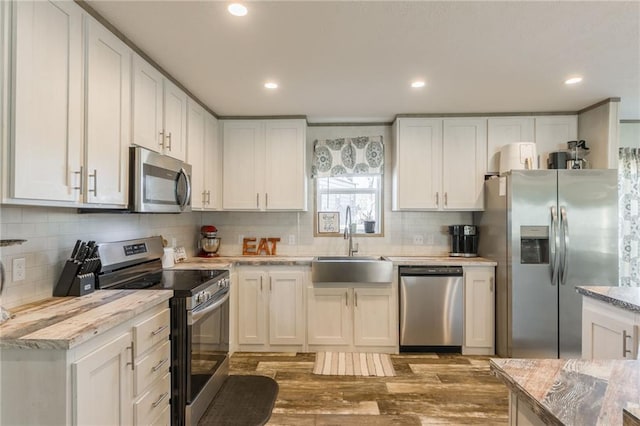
[462,266,495,355]
[0,303,170,425]
[307,285,396,352]
[237,267,306,350]
[581,297,639,360]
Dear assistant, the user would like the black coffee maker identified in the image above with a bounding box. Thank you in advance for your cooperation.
[448,225,478,257]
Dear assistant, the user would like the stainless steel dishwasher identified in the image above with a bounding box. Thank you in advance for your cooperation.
[399,266,463,352]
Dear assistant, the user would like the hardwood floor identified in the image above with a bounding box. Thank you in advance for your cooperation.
[229,352,509,425]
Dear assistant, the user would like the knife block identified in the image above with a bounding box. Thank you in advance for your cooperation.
[53,259,98,297]
[67,273,95,297]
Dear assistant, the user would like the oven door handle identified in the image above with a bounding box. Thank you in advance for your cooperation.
[188,290,230,325]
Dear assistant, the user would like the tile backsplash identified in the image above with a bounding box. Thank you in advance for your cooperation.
[0,124,476,308]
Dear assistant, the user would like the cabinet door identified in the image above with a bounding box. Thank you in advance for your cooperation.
[464,267,495,349]
[162,79,187,161]
[268,271,305,345]
[237,270,267,345]
[187,99,206,209]
[13,0,83,202]
[353,287,395,346]
[487,117,535,173]
[132,55,163,153]
[393,118,442,210]
[203,113,221,210]
[442,119,487,210]
[73,332,133,426]
[534,116,577,169]
[264,120,307,210]
[222,120,264,210]
[307,287,351,345]
[582,306,638,360]
[85,17,131,206]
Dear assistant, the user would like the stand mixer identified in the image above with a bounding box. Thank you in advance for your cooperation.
[198,225,221,257]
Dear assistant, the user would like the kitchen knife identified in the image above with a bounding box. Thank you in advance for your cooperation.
[70,240,82,260]
[87,243,99,259]
[75,243,88,263]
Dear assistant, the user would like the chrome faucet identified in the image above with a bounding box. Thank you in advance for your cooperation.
[344,206,359,256]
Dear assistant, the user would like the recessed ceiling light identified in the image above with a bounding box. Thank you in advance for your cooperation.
[565,77,583,85]
[264,82,278,89]
[228,3,248,17]
[411,81,426,88]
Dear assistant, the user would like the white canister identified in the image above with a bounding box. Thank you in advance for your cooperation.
[499,142,537,175]
[162,247,175,268]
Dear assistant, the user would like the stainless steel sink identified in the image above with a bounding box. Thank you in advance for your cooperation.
[311,256,393,283]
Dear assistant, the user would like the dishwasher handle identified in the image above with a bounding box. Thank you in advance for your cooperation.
[399,266,463,276]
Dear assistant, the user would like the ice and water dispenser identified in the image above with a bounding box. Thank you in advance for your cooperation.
[520,226,549,264]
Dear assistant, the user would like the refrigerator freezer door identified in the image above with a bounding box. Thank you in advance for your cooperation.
[509,170,559,358]
[557,169,618,358]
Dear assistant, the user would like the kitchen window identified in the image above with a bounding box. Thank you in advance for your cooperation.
[315,175,382,235]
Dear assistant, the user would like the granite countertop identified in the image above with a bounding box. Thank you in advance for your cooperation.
[171,255,496,268]
[491,358,640,426]
[576,286,640,314]
[0,290,172,350]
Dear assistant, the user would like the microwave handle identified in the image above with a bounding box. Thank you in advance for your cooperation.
[177,168,191,210]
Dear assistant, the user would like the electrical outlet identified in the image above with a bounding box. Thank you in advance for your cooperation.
[288,234,296,245]
[413,235,424,245]
[13,257,25,282]
[426,234,435,245]
[238,234,244,244]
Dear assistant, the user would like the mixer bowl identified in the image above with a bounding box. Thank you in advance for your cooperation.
[201,237,221,254]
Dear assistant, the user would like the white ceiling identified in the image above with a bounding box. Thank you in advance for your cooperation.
[87,1,640,123]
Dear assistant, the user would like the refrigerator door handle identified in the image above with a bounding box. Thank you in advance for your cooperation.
[559,206,569,285]
[550,206,560,284]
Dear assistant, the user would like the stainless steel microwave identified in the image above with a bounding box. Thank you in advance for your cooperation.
[130,146,192,213]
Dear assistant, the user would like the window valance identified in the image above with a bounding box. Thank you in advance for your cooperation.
[311,136,384,178]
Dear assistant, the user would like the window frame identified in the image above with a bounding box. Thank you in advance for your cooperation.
[313,174,384,237]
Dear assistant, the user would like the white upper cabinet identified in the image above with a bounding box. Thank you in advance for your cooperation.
[132,54,187,161]
[204,113,221,210]
[12,0,84,202]
[393,117,486,211]
[487,117,535,173]
[534,115,577,169]
[85,16,131,206]
[393,118,442,210]
[264,120,307,210]
[222,119,307,211]
[442,119,487,210]
[187,99,206,209]
[188,101,221,211]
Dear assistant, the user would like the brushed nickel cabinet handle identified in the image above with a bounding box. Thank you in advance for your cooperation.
[151,325,169,336]
[490,277,494,292]
[73,166,84,194]
[206,190,211,205]
[355,292,358,307]
[256,193,260,208]
[166,132,172,151]
[623,330,632,357]
[345,291,348,306]
[444,192,448,207]
[89,169,98,196]
[435,192,439,208]
[159,131,165,148]
[265,193,268,209]
[269,277,272,292]
[151,357,169,372]
[127,342,134,370]
[152,392,169,408]
[260,276,263,291]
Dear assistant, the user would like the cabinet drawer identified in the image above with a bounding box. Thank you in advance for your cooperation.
[135,339,171,396]
[134,372,171,425]
[150,403,171,426]
[134,308,170,356]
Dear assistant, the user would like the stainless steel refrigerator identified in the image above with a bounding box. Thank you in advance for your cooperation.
[476,170,618,358]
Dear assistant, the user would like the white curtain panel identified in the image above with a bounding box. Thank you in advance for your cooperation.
[619,148,640,287]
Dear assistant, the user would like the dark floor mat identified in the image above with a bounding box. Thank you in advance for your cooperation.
[198,375,279,426]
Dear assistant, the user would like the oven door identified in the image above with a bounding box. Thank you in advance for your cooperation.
[186,288,230,411]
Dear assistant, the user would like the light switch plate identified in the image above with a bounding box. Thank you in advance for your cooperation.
[288,234,296,245]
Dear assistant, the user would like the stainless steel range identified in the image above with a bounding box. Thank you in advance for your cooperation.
[96,236,230,426]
